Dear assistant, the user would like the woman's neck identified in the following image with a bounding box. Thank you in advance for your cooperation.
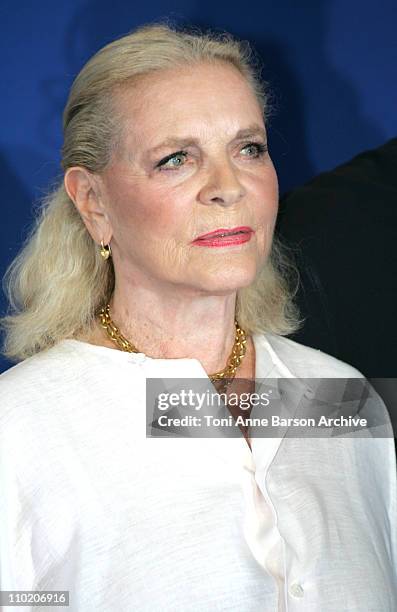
[83,284,253,376]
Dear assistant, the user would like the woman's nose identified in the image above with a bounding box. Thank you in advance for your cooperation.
[198,158,246,206]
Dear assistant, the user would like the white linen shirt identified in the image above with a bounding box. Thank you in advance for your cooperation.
[0,332,396,611]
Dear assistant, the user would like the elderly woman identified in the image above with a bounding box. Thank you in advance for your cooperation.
[0,23,396,612]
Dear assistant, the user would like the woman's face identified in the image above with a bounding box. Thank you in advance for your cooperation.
[99,61,279,296]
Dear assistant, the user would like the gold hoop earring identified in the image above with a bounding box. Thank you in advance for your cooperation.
[100,240,112,260]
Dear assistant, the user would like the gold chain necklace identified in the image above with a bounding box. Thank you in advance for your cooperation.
[98,303,248,386]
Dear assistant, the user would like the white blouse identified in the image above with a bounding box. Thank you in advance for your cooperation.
[0,332,396,611]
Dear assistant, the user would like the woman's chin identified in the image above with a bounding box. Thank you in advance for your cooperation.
[186,267,258,295]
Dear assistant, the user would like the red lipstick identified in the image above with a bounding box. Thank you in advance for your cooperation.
[192,226,254,248]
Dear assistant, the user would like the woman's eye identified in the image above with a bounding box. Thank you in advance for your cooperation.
[240,142,268,158]
[156,151,188,170]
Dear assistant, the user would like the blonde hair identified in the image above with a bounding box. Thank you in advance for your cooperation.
[0,22,301,363]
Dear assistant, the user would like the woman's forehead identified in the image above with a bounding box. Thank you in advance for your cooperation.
[113,63,264,148]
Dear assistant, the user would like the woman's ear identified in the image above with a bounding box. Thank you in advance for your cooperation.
[64,167,112,244]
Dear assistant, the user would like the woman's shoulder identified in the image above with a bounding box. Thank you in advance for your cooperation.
[257,332,397,439]
[0,340,141,439]
[1,340,82,380]
[0,342,82,414]
[0,338,132,382]
[257,331,364,379]
[0,340,123,413]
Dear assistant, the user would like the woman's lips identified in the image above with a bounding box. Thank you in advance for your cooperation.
[192,226,254,248]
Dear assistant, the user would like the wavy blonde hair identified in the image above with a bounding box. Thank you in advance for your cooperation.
[0,22,301,363]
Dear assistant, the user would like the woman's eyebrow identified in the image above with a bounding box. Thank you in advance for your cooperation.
[148,137,198,153]
[234,126,267,141]
[147,124,267,154]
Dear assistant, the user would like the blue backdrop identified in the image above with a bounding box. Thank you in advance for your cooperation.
[1,0,396,373]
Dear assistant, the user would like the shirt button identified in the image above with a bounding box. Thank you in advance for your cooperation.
[289,582,304,598]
